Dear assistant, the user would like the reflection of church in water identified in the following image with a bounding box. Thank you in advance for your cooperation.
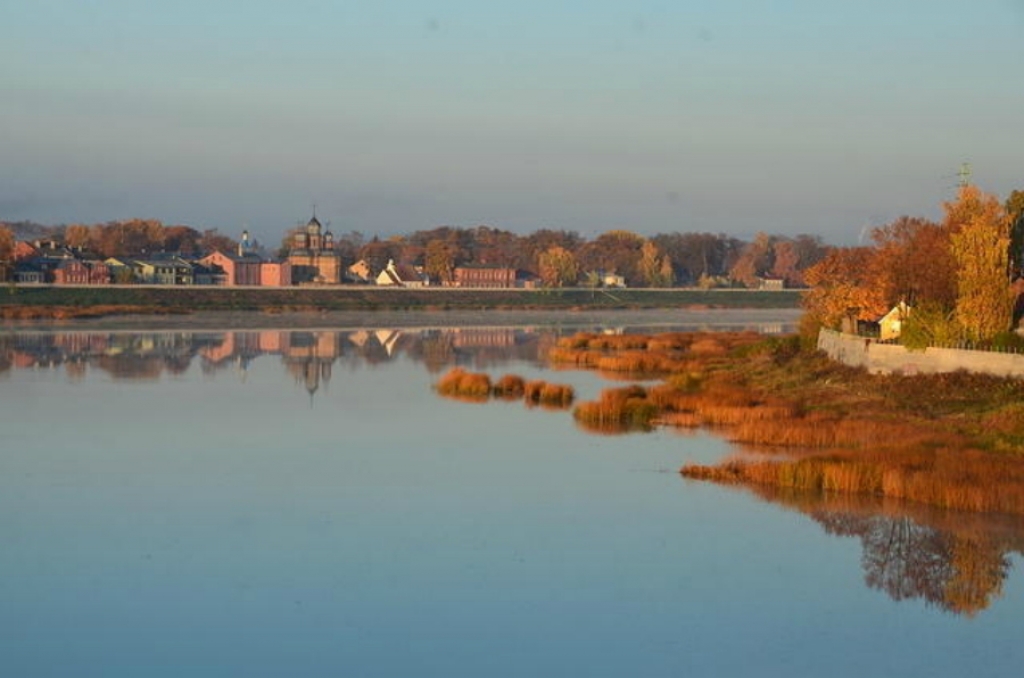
[281,331,342,402]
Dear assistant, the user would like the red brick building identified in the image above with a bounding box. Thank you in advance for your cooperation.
[453,265,516,288]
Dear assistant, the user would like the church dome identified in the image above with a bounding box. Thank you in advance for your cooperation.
[306,215,322,234]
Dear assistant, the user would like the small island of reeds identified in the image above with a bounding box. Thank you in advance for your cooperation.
[435,367,575,408]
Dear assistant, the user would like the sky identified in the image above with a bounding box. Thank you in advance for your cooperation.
[2,1,1023,246]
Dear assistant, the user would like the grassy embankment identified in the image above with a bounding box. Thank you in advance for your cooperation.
[0,285,800,319]
[547,331,1024,515]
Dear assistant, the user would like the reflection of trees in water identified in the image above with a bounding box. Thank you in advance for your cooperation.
[745,485,1020,617]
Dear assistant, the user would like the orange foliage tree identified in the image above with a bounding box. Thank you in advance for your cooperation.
[870,216,957,309]
[802,247,888,329]
[0,225,14,262]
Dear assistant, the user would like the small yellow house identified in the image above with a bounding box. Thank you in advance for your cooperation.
[879,302,911,340]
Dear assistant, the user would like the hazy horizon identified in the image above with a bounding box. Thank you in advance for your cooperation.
[3,1,1022,247]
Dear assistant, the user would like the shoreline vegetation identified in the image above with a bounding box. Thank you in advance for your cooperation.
[0,286,800,320]
[531,330,1024,516]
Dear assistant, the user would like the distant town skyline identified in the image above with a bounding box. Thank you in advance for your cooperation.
[3,1,1022,246]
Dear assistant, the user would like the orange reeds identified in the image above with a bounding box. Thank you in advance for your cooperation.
[492,373,526,399]
[574,385,659,432]
[682,445,1024,516]
[436,369,573,408]
[524,380,575,408]
[435,367,492,400]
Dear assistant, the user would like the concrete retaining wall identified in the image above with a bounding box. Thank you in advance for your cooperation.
[817,328,1024,378]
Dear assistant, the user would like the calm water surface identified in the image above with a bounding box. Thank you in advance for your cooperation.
[1,316,1021,677]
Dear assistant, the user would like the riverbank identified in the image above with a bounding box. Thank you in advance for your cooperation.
[0,285,800,320]
[545,330,1024,515]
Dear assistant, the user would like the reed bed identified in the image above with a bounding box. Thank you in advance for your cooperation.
[682,444,1024,515]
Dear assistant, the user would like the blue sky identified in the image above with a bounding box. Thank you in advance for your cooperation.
[2,1,1022,245]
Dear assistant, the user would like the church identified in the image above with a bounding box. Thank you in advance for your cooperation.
[287,212,342,284]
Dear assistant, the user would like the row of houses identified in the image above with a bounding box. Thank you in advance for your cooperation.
[9,241,295,287]
[9,244,541,290]
[6,216,545,288]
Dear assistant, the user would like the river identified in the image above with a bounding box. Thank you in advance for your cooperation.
[1,310,1020,677]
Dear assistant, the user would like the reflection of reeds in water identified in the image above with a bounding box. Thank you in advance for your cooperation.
[435,368,574,409]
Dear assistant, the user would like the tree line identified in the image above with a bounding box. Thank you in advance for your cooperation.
[1,218,831,288]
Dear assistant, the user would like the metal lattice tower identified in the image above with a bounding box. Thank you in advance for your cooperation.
[957,162,972,188]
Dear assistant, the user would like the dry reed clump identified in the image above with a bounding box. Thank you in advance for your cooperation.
[523,380,575,408]
[573,385,659,432]
[435,367,492,399]
[492,373,526,399]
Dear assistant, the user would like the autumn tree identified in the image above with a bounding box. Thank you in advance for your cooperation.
[537,245,579,287]
[802,247,888,330]
[0,225,14,262]
[63,224,91,249]
[577,230,646,286]
[163,226,203,256]
[769,240,801,287]
[1006,189,1024,275]
[469,226,521,267]
[522,229,582,277]
[652,232,742,284]
[870,216,957,309]
[197,228,237,255]
[424,239,456,284]
[945,186,1014,342]
[730,232,777,288]
[358,236,404,274]
[638,240,674,287]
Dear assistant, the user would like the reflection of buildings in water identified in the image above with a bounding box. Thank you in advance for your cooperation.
[374,330,402,356]
[742,485,1022,617]
[281,331,342,402]
[451,328,516,349]
[6,325,550,384]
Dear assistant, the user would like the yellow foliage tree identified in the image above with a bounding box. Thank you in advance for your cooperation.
[945,186,1014,342]
[537,245,579,287]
